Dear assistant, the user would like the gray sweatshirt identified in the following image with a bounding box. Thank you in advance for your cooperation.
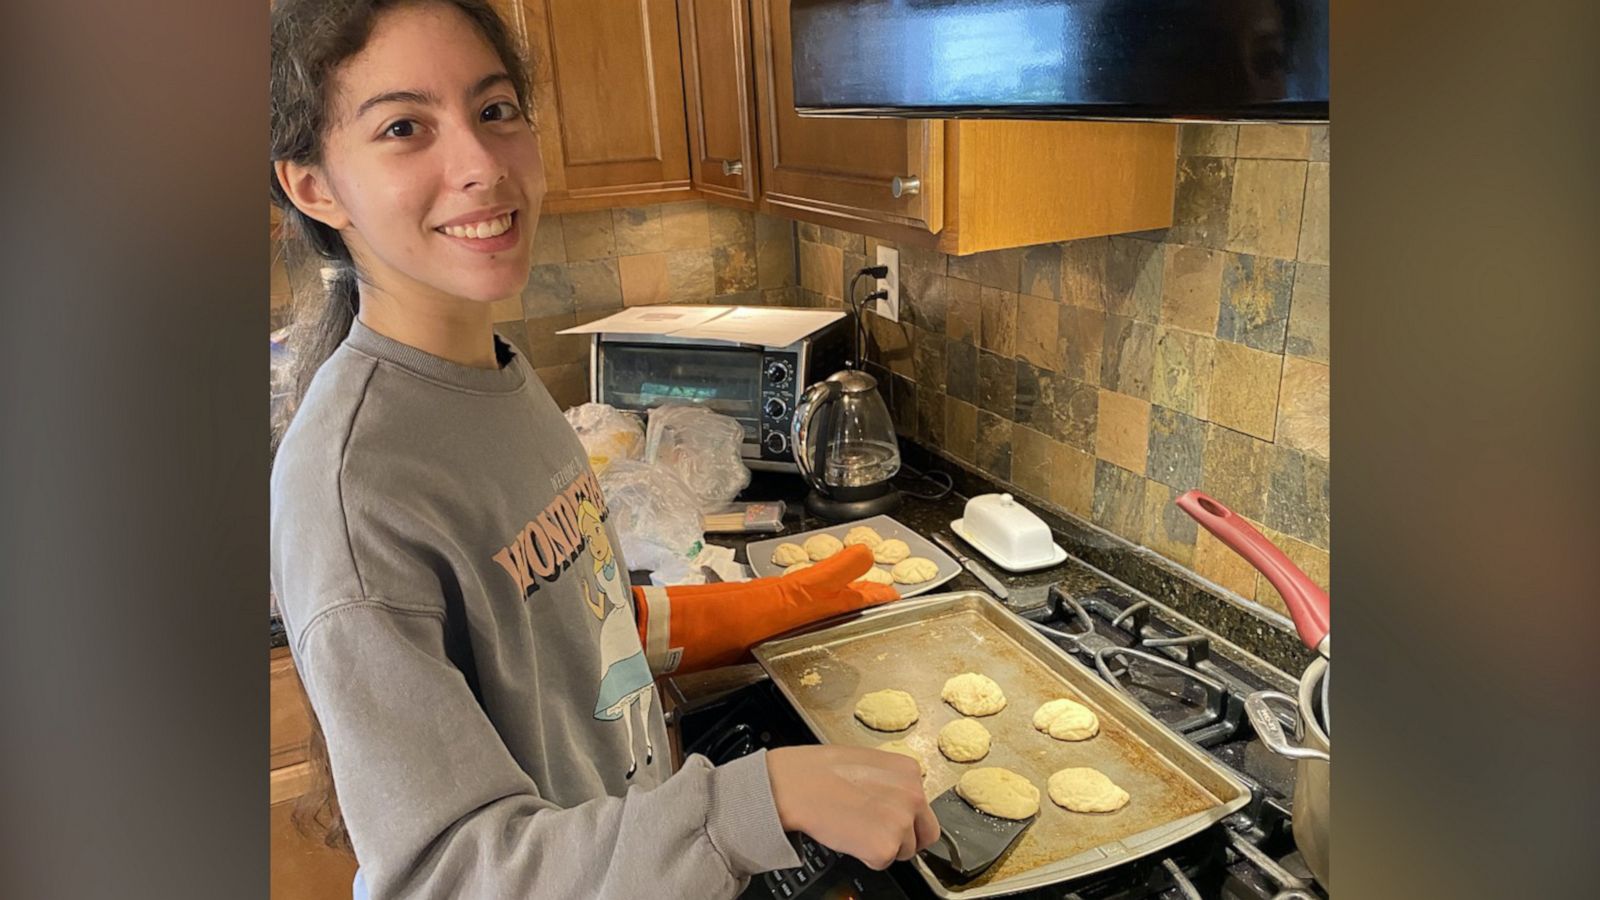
[270,320,800,898]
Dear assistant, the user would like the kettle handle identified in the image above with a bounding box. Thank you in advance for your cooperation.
[791,380,839,495]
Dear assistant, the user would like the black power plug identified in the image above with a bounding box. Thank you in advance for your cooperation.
[845,266,893,367]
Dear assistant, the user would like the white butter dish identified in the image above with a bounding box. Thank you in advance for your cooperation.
[950,493,1067,572]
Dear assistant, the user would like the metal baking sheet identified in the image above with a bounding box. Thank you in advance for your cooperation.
[744,514,960,598]
[752,592,1252,899]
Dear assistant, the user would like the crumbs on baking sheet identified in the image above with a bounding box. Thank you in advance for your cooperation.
[875,653,887,661]
[800,669,822,687]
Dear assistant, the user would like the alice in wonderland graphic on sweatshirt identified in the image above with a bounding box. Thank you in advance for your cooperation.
[491,465,655,777]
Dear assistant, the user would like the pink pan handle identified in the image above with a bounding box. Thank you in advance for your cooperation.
[1176,490,1330,656]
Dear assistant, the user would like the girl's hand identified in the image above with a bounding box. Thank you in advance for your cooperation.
[766,745,940,870]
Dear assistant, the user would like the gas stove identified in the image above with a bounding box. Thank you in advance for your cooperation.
[675,583,1325,900]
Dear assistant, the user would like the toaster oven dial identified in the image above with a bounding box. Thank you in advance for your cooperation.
[764,360,791,385]
[764,432,789,456]
[763,397,787,420]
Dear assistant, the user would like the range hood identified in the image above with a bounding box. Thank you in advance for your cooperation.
[790,0,1328,122]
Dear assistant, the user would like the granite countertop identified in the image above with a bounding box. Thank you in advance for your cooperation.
[713,460,1312,682]
[272,445,1315,680]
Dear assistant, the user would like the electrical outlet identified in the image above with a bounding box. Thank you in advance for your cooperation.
[874,245,900,322]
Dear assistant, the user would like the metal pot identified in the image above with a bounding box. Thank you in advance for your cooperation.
[1246,658,1330,891]
[1175,490,1331,890]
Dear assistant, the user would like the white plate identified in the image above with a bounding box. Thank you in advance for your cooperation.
[744,514,960,598]
[950,518,1068,573]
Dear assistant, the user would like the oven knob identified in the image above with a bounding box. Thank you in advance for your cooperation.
[764,432,788,456]
[765,361,791,385]
[764,397,787,420]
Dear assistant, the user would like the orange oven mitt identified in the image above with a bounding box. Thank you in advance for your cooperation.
[632,544,899,675]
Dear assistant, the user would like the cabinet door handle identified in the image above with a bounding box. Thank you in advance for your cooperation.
[890,175,921,198]
[720,159,744,177]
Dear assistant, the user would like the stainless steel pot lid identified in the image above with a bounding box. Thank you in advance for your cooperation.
[1320,664,1331,736]
[1297,656,1329,747]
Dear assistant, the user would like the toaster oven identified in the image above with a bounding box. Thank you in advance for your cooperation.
[589,312,852,471]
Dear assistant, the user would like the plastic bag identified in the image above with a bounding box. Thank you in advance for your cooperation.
[644,405,752,509]
[269,325,297,455]
[596,459,705,584]
[565,402,645,475]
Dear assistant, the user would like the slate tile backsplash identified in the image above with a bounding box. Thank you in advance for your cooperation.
[798,123,1332,617]
[497,201,799,409]
[460,125,1329,620]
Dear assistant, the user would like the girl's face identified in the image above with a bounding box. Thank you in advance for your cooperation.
[303,2,544,306]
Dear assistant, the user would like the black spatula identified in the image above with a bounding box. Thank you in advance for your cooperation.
[920,787,1036,881]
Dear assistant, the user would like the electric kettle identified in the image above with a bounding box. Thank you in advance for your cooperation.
[790,369,902,520]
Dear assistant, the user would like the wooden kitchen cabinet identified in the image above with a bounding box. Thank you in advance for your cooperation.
[932,118,1179,254]
[677,0,762,207]
[270,647,313,772]
[270,646,358,899]
[750,0,943,235]
[511,0,699,213]
[494,0,1176,252]
[748,0,1177,255]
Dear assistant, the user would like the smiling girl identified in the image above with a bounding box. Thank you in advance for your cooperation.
[268,1,935,897]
